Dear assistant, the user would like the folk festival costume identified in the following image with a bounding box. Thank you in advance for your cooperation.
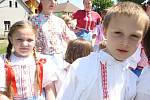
[56,49,141,100]
[0,52,57,100]
[72,10,101,41]
[30,13,77,92]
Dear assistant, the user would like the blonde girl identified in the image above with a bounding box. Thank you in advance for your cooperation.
[0,20,57,100]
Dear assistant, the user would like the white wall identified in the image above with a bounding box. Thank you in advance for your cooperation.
[0,0,29,38]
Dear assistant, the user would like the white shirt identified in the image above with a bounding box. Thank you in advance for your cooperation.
[0,53,57,98]
[135,66,150,100]
[56,50,139,100]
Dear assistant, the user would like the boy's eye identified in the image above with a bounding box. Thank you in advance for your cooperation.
[130,34,140,40]
[113,31,122,36]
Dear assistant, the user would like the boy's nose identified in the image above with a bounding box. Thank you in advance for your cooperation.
[121,38,129,46]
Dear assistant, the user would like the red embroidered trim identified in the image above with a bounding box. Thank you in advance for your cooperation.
[4,56,46,96]
[100,61,109,100]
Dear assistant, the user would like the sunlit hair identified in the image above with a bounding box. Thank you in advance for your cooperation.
[5,20,37,99]
[65,38,92,64]
[103,1,150,36]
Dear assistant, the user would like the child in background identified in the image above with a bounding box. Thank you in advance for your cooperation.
[65,38,92,64]
[0,20,57,100]
[61,15,77,31]
[55,38,92,94]
[56,2,149,100]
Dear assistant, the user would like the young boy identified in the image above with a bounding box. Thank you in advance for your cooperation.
[56,1,149,100]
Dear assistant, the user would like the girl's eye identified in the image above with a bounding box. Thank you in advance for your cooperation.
[17,39,23,42]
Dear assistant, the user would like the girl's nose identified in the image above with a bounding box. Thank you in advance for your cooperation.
[22,41,28,46]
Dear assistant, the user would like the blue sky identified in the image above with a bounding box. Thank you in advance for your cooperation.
[58,0,117,9]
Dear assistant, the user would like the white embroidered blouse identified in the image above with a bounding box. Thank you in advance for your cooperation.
[56,50,139,100]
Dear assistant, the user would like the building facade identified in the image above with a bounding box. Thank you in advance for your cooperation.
[0,0,29,38]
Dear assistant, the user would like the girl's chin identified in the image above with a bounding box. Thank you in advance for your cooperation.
[14,52,31,58]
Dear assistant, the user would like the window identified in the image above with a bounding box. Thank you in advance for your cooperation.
[4,21,11,31]
[9,1,12,7]
[15,1,18,8]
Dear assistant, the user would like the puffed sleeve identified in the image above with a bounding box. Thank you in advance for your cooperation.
[0,55,6,92]
[42,56,58,88]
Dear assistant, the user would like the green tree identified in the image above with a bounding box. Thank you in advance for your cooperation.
[117,0,145,4]
[92,0,114,13]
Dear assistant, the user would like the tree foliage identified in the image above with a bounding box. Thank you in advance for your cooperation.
[92,0,114,13]
[117,0,145,4]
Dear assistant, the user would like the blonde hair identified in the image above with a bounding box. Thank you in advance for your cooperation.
[5,20,39,99]
[103,1,149,35]
[65,38,92,64]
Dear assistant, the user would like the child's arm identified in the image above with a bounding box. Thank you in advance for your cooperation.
[0,93,10,100]
[45,82,56,100]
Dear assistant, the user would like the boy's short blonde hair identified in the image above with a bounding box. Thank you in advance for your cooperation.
[103,1,149,35]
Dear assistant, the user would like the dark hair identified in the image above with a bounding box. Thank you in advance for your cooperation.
[143,27,150,61]
[142,0,150,11]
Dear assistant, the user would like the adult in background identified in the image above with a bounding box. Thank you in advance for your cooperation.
[30,0,76,94]
[72,0,101,42]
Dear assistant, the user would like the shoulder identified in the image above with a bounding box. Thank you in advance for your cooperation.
[0,54,5,71]
[53,15,66,24]
[38,54,57,67]
[72,10,85,16]
[74,10,84,14]
[71,52,99,75]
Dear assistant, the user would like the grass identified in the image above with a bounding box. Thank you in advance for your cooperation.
[0,40,7,54]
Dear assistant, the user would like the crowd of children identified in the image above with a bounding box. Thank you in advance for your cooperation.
[0,0,150,100]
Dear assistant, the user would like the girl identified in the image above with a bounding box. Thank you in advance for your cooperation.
[0,20,57,100]
[56,2,149,100]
